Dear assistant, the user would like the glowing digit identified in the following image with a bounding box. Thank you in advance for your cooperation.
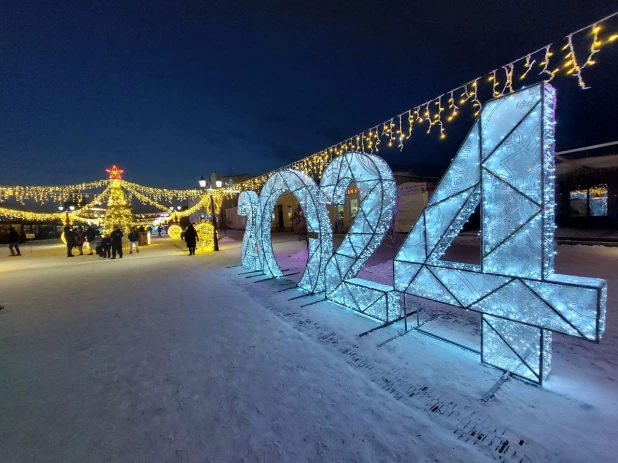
[320,152,400,322]
[257,170,333,293]
[394,83,606,384]
[238,191,261,271]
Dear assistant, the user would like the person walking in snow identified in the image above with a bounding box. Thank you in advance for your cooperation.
[184,223,198,256]
[64,224,76,257]
[85,224,97,255]
[99,235,112,258]
[75,226,86,255]
[128,227,139,254]
[110,225,124,259]
[8,226,21,256]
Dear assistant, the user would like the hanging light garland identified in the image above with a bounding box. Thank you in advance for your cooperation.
[231,13,618,192]
[0,179,110,205]
[120,180,201,203]
[0,206,67,222]
[0,167,233,225]
[78,185,112,211]
[121,183,171,211]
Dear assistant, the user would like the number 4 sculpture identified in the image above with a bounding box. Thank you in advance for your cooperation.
[394,83,607,384]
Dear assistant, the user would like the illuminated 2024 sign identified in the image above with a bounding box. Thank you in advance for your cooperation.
[239,83,606,384]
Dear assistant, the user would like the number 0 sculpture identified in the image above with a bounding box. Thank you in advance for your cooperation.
[257,170,333,293]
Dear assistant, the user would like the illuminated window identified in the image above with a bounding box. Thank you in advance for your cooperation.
[570,184,607,217]
[287,205,292,219]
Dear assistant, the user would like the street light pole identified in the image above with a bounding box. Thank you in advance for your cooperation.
[210,194,219,251]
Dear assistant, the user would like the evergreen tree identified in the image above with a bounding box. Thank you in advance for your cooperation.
[103,180,133,236]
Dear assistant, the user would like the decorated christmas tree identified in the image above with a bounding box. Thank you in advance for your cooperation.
[103,166,133,236]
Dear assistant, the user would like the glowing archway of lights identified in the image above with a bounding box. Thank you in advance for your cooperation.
[257,170,332,293]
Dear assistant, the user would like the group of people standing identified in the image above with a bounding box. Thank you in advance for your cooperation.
[63,225,142,259]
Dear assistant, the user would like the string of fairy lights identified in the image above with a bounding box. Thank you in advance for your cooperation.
[0,179,204,206]
[0,179,110,205]
[231,12,618,192]
[0,12,616,218]
[0,167,236,224]
[120,180,202,203]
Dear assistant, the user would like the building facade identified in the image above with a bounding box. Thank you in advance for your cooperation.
[555,141,618,228]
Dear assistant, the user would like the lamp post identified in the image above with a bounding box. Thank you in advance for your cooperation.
[199,176,219,251]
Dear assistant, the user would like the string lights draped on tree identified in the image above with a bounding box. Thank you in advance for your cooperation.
[0,164,212,207]
[0,165,237,229]
[230,12,618,193]
[102,179,133,236]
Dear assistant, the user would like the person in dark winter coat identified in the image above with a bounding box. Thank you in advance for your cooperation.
[64,225,76,257]
[75,226,86,255]
[8,226,21,256]
[184,223,198,256]
[110,226,124,259]
[98,236,112,258]
[128,228,139,254]
[85,225,97,255]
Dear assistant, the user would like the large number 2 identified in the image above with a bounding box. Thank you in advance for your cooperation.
[320,153,400,322]
[237,191,261,271]
[394,83,606,384]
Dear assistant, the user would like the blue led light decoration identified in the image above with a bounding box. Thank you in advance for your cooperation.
[320,152,400,322]
[394,83,606,384]
[238,190,261,271]
[257,170,333,293]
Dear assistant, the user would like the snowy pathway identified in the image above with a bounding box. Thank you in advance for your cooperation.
[0,237,491,463]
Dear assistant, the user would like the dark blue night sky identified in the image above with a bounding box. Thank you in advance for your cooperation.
[1,1,617,188]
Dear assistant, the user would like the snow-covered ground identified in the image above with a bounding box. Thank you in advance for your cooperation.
[0,233,616,462]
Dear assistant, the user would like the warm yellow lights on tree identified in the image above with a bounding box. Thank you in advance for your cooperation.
[0,167,232,230]
[103,180,133,236]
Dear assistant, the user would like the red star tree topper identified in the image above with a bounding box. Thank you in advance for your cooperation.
[106,165,124,179]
